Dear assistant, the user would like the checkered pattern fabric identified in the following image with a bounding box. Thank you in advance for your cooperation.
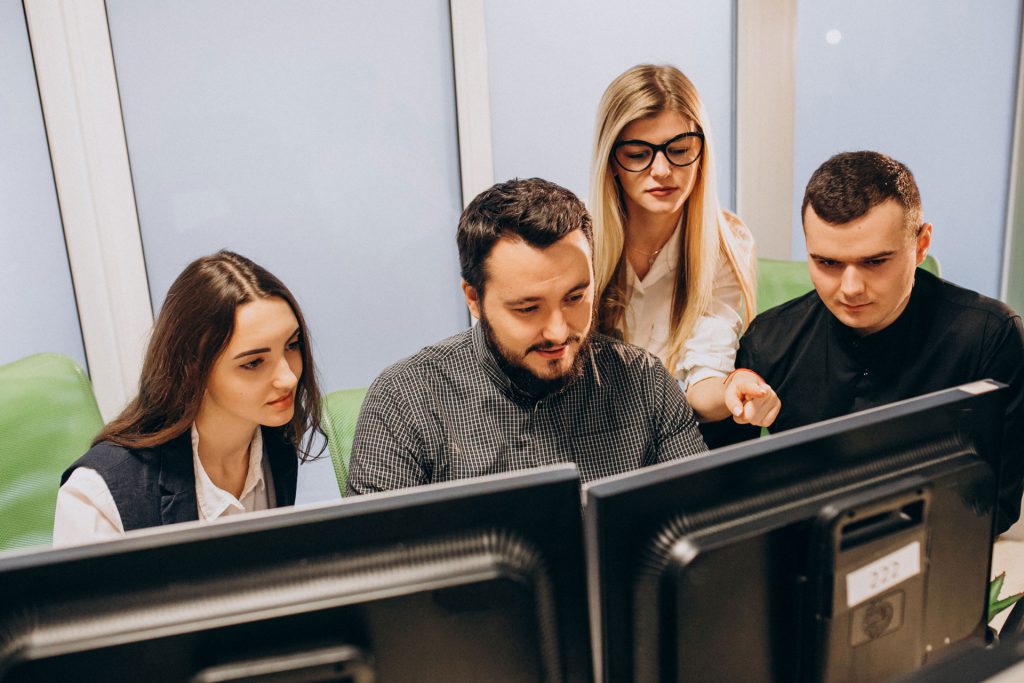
[346,325,707,495]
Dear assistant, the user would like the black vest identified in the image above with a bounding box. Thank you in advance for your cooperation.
[61,427,298,532]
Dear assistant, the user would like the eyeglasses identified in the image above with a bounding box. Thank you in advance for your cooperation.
[611,131,705,172]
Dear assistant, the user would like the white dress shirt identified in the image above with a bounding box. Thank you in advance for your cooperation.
[52,425,274,547]
[623,216,756,388]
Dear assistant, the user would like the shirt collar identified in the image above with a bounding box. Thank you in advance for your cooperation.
[190,423,266,520]
[471,322,585,403]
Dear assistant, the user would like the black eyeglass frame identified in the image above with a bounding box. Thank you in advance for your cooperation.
[611,131,705,172]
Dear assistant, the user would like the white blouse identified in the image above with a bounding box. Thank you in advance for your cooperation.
[52,425,274,547]
[622,215,756,388]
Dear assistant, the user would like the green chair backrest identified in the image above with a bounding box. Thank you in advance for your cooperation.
[0,353,103,551]
[321,387,368,495]
[756,254,941,314]
[920,253,941,276]
[756,258,813,315]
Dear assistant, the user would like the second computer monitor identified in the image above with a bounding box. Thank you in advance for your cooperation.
[585,382,1005,683]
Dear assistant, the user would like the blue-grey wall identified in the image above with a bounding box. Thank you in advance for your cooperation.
[0,0,86,371]
[792,0,1022,297]
[106,0,467,395]
[485,0,736,207]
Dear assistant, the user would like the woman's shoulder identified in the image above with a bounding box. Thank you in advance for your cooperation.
[69,434,186,477]
[718,210,756,274]
[75,440,140,466]
[721,210,755,248]
[62,440,140,488]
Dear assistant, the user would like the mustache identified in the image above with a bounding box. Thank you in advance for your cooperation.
[526,335,583,356]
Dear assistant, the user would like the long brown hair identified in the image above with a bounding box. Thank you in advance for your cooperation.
[590,64,756,376]
[94,250,324,461]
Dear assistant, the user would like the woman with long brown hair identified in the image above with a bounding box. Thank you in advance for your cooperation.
[53,250,324,545]
[591,64,780,426]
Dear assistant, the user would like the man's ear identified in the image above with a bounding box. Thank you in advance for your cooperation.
[915,223,933,265]
[462,280,481,320]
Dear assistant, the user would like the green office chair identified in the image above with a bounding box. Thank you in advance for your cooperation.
[756,254,941,314]
[0,353,103,551]
[321,387,368,495]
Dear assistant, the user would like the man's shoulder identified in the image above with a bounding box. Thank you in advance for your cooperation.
[735,291,825,375]
[744,290,823,341]
[368,328,475,394]
[921,271,1020,324]
[752,289,821,323]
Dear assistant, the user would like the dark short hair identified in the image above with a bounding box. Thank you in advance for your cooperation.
[457,177,593,293]
[802,151,923,232]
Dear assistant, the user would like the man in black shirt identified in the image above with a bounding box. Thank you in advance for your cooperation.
[347,178,708,494]
[713,151,1024,533]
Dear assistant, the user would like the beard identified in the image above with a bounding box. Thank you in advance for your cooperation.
[479,313,591,399]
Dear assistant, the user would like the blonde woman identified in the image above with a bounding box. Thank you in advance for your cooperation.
[591,64,779,426]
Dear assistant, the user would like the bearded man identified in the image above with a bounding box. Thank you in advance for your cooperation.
[346,177,707,494]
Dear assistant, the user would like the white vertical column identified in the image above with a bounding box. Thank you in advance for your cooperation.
[735,0,797,259]
[23,0,152,420]
[449,0,494,207]
[1001,10,1024,310]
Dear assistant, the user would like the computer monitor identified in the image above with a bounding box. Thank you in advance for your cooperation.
[585,381,1006,683]
[0,464,592,682]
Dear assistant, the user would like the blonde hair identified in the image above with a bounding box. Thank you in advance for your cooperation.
[590,64,756,376]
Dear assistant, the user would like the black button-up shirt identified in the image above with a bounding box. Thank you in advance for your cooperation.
[346,324,707,494]
[709,270,1024,532]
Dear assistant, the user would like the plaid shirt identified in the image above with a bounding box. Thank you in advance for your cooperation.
[346,324,707,495]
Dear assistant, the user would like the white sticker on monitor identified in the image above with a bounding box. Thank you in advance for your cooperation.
[959,380,999,395]
[846,541,921,608]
